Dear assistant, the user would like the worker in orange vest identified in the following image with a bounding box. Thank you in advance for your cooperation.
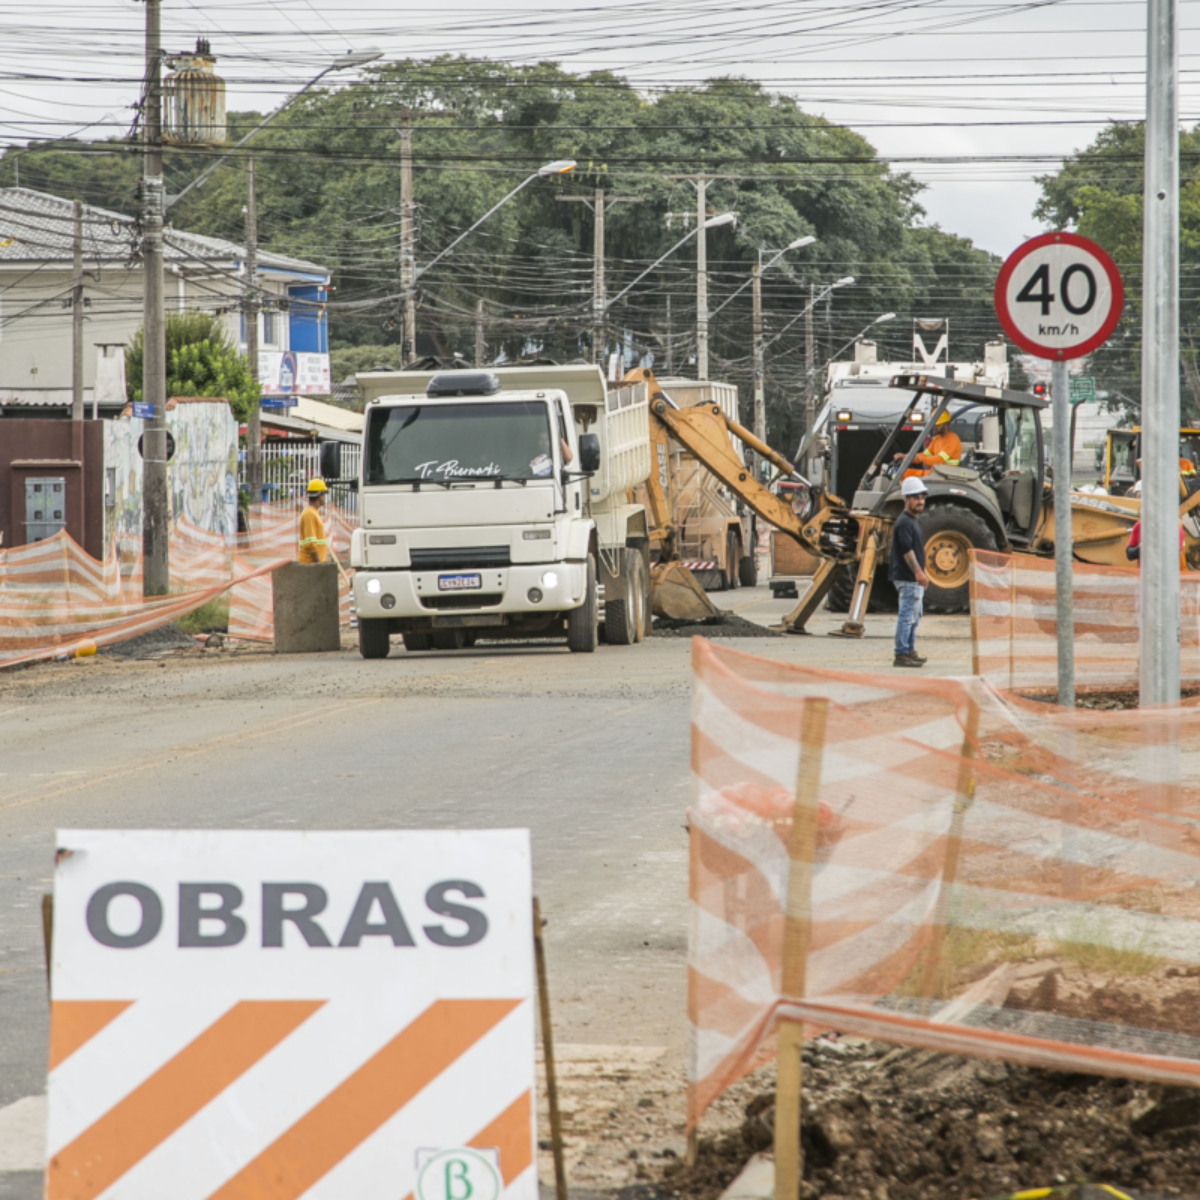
[298,479,330,564]
[900,410,962,478]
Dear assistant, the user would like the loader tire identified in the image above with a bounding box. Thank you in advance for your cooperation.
[920,502,997,613]
[402,631,432,652]
[725,532,740,590]
[632,550,650,642]
[825,565,898,615]
[738,553,757,588]
[567,555,599,653]
[604,549,640,646]
[358,618,391,659]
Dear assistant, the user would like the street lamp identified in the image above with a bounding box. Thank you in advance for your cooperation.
[166,47,384,208]
[761,276,854,355]
[825,311,896,365]
[605,211,736,312]
[416,159,577,280]
[709,235,816,321]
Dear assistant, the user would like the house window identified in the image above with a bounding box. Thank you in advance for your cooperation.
[261,308,277,346]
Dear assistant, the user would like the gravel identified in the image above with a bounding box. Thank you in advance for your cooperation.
[651,612,782,639]
[100,621,198,660]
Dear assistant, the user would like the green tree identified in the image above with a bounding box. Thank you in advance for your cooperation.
[126,312,260,422]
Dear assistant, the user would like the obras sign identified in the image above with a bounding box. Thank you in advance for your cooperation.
[47,829,536,1200]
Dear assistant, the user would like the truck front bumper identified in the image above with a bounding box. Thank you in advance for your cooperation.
[353,562,587,622]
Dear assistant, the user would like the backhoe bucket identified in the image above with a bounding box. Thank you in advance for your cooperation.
[651,561,721,621]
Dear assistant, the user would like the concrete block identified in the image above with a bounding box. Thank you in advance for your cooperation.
[718,1153,774,1200]
[272,561,340,653]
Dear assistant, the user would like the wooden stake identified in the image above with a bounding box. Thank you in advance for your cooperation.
[774,698,829,1200]
[919,697,981,1011]
[41,893,53,993]
[533,897,568,1200]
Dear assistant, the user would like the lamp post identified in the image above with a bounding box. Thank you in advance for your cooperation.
[604,212,736,377]
[823,311,897,367]
[706,236,815,457]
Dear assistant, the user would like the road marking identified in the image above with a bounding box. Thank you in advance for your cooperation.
[0,700,374,815]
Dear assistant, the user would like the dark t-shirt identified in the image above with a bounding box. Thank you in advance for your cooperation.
[890,511,926,583]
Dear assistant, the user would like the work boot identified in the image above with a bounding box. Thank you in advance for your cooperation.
[893,653,924,668]
[909,651,928,665]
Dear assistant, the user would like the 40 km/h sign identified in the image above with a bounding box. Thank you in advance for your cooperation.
[994,231,1124,360]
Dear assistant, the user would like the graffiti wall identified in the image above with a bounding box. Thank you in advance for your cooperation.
[104,399,239,560]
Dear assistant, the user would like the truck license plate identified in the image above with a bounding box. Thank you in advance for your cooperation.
[437,573,482,591]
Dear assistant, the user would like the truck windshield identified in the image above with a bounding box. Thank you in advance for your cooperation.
[832,386,921,419]
[365,400,555,485]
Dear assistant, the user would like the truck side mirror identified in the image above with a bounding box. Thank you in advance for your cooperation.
[578,433,601,474]
[319,440,342,480]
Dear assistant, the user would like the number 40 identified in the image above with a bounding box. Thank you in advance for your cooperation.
[1016,262,1097,317]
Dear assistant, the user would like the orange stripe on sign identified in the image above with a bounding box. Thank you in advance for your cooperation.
[209,998,521,1200]
[47,1000,322,1200]
[49,1000,133,1071]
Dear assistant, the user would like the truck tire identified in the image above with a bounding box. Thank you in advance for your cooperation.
[826,566,898,615]
[402,631,432,651]
[632,551,650,642]
[725,532,740,590]
[358,618,391,659]
[921,502,998,613]
[567,555,599,653]
[432,629,469,650]
[738,553,757,588]
[604,550,640,646]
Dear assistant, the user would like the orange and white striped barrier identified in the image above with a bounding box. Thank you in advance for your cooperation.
[688,638,1200,1131]
[970,549,1200,691]
[47,829,537,1200]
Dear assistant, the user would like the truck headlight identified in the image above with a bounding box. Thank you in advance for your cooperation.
[541,570,559,589]
[366,578,382,595]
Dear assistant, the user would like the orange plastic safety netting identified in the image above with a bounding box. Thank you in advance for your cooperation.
[970,549,1200,691]
[688,638,1200,1131]
[0,503,357,667]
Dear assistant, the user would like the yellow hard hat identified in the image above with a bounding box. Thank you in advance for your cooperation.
[307,478,328,494]
[936,410,952,426]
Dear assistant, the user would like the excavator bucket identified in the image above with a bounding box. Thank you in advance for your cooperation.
[650,561,721,621]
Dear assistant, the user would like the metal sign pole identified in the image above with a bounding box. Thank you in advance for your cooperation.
[1141,0,1181,708]
[1051,358,1076,706]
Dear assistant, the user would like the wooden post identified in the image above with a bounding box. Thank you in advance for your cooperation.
[533,898,568,1200]
[919,697,981,1010]
[774,698,829,1200]
[41,893,53,993]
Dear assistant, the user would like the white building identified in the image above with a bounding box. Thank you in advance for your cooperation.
[0,187,331,415]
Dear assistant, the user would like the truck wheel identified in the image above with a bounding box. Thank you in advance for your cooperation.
[738,553,758,588]
[402,632,432,651]
[632,551,650,642]
[567,556,599,653]
[920,502,998,613]
[432,629,468,650]
[358,619,391,659]
[725,532,740,590]
[604,550,639,646]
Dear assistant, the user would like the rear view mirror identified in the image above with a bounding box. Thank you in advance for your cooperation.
[578,433,601,474]
[319,440,342,480]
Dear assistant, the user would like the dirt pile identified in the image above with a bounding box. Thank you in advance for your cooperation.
[661,1039,1200,1200]
[651,612,781,639]
[98,622,198,660]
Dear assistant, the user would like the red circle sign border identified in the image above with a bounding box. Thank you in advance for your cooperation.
[994,231,1125,360]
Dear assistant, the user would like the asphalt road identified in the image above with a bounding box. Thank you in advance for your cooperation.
[0,585,974,1193]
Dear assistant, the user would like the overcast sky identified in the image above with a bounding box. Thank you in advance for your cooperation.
[1,0,1195,257]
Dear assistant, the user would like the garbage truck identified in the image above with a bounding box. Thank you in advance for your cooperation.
[345,364,655,657]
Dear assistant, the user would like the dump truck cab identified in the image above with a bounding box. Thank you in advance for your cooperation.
[848,374,1049,611]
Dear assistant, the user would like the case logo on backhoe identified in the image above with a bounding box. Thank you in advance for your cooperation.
[657,444,670,496]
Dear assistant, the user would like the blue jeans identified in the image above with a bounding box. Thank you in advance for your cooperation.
[894,581,924,657]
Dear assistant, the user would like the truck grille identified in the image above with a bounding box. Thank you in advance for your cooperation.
[409,546,510,570]
[420,594,504,610]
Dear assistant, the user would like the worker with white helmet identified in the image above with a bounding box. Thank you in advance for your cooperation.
[890,476,930,668]
[298,478,330,564]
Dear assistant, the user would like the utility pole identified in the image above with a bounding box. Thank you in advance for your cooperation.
[804,282,816,474]
[696,175,709,380]
[141,0,169,596]
[557,189,639,364]
[71,199,83,421]
[244,155,261,500]
[665,296,673,375]
[1141,0,1181,709]
[399,108,416,364]
[475,297,485,366]
[751,259,765,473]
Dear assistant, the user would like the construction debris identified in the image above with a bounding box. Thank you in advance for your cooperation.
[651,613,781,639]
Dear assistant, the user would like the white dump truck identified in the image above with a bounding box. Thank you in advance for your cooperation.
[345,364,653,657]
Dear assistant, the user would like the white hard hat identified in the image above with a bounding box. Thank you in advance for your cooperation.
[901,476,928,497]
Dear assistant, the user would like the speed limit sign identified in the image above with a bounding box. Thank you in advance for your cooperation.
[994,232,1124,360]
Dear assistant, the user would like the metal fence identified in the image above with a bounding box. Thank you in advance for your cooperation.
[241,440,361,515]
